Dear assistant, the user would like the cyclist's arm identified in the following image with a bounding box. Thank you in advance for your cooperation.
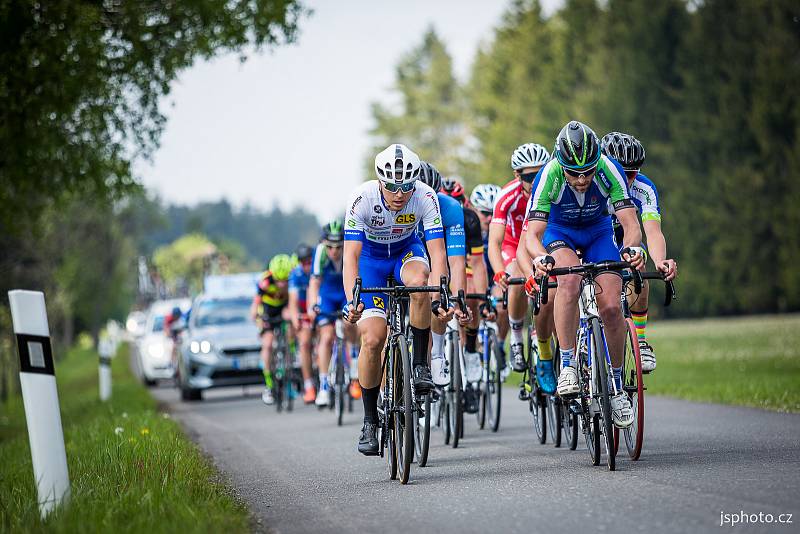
[524,219,548,260]
[643,219,667,266]
[448,254,467,297]
[616,207,643,249]
[343,239,362,303]
[488,223,506,275]
[468,252,488,294]
[516,226,534,278]
[287,288,300,326]
[427,237,449,290]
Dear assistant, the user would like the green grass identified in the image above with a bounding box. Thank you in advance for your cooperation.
[645,314,800,412]
[0,344,251,533]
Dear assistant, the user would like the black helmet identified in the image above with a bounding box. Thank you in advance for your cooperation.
[171,306,181,317]
[555,120,601,171]
[601,131,646,170]
[295,243,313,262]
[418,161,442,192]
[322,220,344,243]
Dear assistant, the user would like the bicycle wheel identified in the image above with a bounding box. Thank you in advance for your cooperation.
[487,330,502,432]
[448,331,463,448]
[548,344,562,447]
[336,343,345,426]
[618,317,644,460]
[394,335,415,484]
[531,388,546,444]
[284,352,294,413]
[591,318,616,471]
[585,413,601,466]
[477,332,488,429]
[563,400,579,450]
[383,362,398,481]
[439,388,451,445]
[414,393,431,467]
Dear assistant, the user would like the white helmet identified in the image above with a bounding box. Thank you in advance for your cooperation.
[470,184,501,212]
[510,143,550,170]
[374,143,421,185]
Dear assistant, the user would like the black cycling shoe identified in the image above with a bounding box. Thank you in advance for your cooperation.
[463,384,479,414]
[358,422,379,456]
[510,343,526,372]
[413,364,435,394]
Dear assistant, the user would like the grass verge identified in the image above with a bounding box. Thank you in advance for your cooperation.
[645,314,800,412]
[0,344,250,533]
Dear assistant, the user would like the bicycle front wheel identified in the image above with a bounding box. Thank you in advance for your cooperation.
[394,335,415,484]
[487,330,502,432]
[619,317,644,460]
[448,331,463,448]
[415,393,431,467]
[591,318,616,472]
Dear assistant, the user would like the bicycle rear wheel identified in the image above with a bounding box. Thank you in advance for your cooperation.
[487,331,502,432]
[548,345,562,447]
[591,318,615,471]
[414,393,431,467]
[618,317,644,460]
[394,335,415,484]
[336,342,345,426]
[448,331,463,448]
[382,361,398,480]
[563,400,579,450]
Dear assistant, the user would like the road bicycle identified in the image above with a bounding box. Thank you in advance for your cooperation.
[353,275,448,485]
[466,290,504,433]
[434,290,467,449]
[327,314,354,426]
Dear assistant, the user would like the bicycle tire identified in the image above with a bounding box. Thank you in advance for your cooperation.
[620,317,644,460]
[548,343,562,447]
[336,341,345,426]
[383,353,398,480]
[477,330,488,429]
[395,334,415,484]
[585,413,601,465]
[449,330,463,448]
[563,400,579,450]
[415,393,431,467]
[285,350,294,413]
[591,318,616,471]
[488,330,502,432]
[531,389,546,444]
[441,390,451,445]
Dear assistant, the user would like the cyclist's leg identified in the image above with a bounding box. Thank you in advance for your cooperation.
[506,256,528,370]
[629,274,655,370]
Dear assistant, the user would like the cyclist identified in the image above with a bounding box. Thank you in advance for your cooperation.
[416,162,473,390]
[441,175,468,205]
[601,132,678,372]
[250,254,293,405]
[343,143,452,456]
[524,120,644,429]
[288,243,316,404]
[307,220,361,406]
[490,143,551,373]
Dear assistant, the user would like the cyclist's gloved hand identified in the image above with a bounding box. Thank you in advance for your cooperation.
[524,275,540,298]
[621,246,646,271]
[308,304,321,322]
[343,300,364,324]
[454,306,472,326]
[493,271,510,290]
[479,301,496,320]
[431,300,455,321]
[533,254,554,276]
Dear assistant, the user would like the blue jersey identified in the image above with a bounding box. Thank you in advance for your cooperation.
[311,243,345,300]
[288,265,310,302]
[418,193,466,257]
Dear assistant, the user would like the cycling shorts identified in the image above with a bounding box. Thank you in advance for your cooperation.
[501,240,519,268]
[258,303,285,335]
[316,292,347,327]
[543,221,621,269]
[357,239,429,322]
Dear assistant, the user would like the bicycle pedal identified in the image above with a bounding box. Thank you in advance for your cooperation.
[518,390,530,401]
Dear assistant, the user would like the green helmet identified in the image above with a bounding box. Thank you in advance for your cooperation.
[268,254,293,281]
[322,219,344,243]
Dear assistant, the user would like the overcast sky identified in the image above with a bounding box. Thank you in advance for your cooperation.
[136,0,560,221]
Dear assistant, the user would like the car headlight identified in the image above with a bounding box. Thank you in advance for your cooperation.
[147,343,165,359]
[190,341,201,354]
[200,340,212,354]
[190,340,213,354]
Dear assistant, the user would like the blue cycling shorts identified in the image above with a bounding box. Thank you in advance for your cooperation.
[358,239,429,321]
[543,220,621,265]
[316,289,347,327]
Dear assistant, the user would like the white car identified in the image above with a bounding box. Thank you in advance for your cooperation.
[135,298,191,385]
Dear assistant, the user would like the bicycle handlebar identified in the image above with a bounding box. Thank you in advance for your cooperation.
[352,275,450,312]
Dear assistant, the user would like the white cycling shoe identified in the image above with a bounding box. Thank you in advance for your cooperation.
[315,388,330,407]
[431,357,450,386]
[639,341,657,373]
[611,392,634,428]
[556,366,579,396]
[261,388,274,405]
[464,350,482,383]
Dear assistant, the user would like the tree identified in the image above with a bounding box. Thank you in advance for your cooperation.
[0,0,305,232]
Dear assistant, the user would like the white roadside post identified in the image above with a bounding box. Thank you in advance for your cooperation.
[98,336,112,401]
[8,290,70,518]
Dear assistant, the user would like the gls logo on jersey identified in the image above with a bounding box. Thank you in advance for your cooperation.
[372,296,385,310]
[395,214,416,224]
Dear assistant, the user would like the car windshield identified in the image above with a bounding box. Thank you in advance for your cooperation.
[151,315,165,332]
[193,298,252,327]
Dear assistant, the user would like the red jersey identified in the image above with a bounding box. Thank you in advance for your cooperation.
[491,179,529,248]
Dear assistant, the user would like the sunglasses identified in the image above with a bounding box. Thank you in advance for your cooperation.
[325,243,343,249]
[381,180,415,193]
[479,210,493,217]
[519,172,538,183]
[564,165,597,178]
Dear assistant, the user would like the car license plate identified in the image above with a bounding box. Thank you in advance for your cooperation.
[233,354,260,370]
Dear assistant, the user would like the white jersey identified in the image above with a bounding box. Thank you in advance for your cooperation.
[344,180,444,258]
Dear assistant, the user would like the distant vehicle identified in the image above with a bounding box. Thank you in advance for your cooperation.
[135,298,191,386]
[177,274,263,401]
[125,310,147,340]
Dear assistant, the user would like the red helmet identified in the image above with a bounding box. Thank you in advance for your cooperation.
[441,176,467,205]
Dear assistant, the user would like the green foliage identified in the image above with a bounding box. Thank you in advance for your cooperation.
[152,234,217,295]
[0,0,305,231]
[0,345,250,533]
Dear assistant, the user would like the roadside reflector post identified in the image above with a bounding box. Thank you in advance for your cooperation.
[98,336,113,401]
[8,290,70,518]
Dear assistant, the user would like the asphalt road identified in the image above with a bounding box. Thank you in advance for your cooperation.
[151,383,800,534]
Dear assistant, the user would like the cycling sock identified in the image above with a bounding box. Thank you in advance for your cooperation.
[537,337,553,361]
[613,366,623,391]
[431,331,445,360]
[632,309,648,341]
[303,378,314,390]
[362,385,379,424]
[350,346,359,361]
[465,327,478,353]
[319,372,329,390]
[410,325,430,367]
[509,317,524,345]
[560,347,575,369]
[262,369,273,389]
